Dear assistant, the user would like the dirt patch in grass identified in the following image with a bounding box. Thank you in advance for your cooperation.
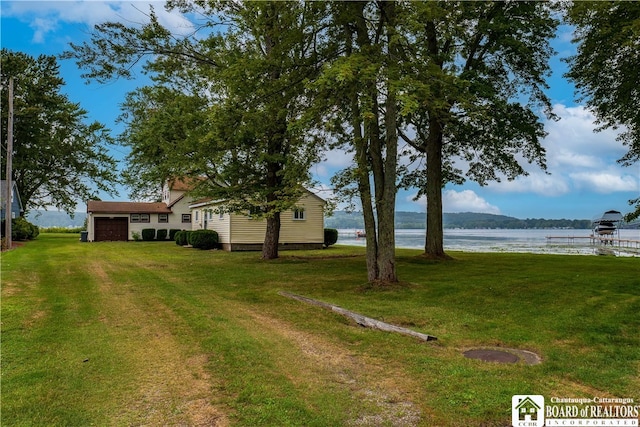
[1,272,38,296]
[1,240,26,252]
[23,309,47,329]
[240,308,423,426]
[89,262,227,426]
[1,281,21,296]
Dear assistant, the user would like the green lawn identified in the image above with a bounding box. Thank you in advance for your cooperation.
[2,234,639,426]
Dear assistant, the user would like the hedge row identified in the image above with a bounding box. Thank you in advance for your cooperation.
[138,228,182,241]
[1,217,40,241]
[173,228,337,249]
[175,229,219,250]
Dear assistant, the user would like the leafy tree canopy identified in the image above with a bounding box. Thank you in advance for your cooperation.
[1,49,119,215]
[66,2,330,259]
[565,1,640,221]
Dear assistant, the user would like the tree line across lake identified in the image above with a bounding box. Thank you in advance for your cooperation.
[325,211,592,230]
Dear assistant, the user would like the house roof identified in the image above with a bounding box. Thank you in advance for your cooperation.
[167,194,186,208]
[188,188,325,209]
[189,197,218,208]
[87,200,172,214]
[515,397,541,410]
[0,180,23,211]
[167,177,203,192]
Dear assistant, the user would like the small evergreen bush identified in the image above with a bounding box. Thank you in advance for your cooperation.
[174,231,187,246]
[185,231,195,246]
[156,229,168,241]
[2,218,39,241]
[324,228,338,248]
[189,229,219,250]
[141,228,156,241]
[169,229,180,241]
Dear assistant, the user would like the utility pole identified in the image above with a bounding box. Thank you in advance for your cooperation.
[4,76,14,249]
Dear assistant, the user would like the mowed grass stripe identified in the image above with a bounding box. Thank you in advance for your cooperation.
[2,234,639,426]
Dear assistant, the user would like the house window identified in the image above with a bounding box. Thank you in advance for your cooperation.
[219,211,224,220]
[293,208,305,220]
[158,214,169,223]
[195,211,199,221]
[131,213,150,223]
[182,214,191,223]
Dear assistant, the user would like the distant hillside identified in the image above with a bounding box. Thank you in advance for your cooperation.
[27,211,86,228]
[27,209,595,230]
[324,211,592,229]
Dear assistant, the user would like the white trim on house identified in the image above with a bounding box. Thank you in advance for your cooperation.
[86,180,195,241]
[188,188,325,251]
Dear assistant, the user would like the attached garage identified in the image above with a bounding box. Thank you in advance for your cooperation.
[86,200,175,242]
[94,217,128,242]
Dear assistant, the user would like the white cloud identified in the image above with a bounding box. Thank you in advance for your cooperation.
[569,172,639,193]
[484,104,635,199]
[544,104,627,169]
[30,17,58,43]
[322,148,354,168]
[408,190,501,214]
[488,172,571,196]
[4,1,195,43]
[312,147,354,179]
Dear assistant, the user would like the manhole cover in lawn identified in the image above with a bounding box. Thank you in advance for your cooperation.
[463,349,519,364]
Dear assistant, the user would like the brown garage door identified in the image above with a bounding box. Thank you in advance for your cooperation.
[94,217,128,241]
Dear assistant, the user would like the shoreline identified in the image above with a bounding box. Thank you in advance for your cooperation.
[336,228,640,257]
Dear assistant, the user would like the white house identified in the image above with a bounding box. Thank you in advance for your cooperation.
[189,189,325,251]
[86,179,194,241]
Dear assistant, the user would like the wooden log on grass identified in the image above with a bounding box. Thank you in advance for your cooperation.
[279,291,437,342]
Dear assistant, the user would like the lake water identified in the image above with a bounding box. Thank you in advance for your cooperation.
[337,228,640,256]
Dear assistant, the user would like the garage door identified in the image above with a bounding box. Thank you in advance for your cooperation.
[94,217,128,241]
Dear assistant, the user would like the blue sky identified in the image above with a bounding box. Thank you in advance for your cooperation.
[2,1,639,220]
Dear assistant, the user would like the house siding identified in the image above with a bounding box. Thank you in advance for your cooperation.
[211,211,231,244]
[188,189,325,251]
[169,197,194,231]
[279,192,324,244]
[220,191,324,249]
[229,214,267,244]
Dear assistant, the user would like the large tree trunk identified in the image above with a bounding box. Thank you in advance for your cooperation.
[260,4,284,261]
[376,0,399,283]
[422,20,451,260]
[262,211,281,260]
[350,0,399,284]
[351,91,379,282]
[424,121,449,259]
[349,2,380,283]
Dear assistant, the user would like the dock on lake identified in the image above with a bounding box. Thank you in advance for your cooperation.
[546,235,640,255]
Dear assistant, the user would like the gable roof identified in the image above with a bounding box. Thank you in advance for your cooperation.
[515,397,541,410]
[167,177,203,192]
[87,200,172,214]
[167,194,186,208]
[0,180,23,211]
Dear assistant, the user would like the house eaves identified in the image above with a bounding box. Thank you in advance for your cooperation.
[87,200,172,214]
